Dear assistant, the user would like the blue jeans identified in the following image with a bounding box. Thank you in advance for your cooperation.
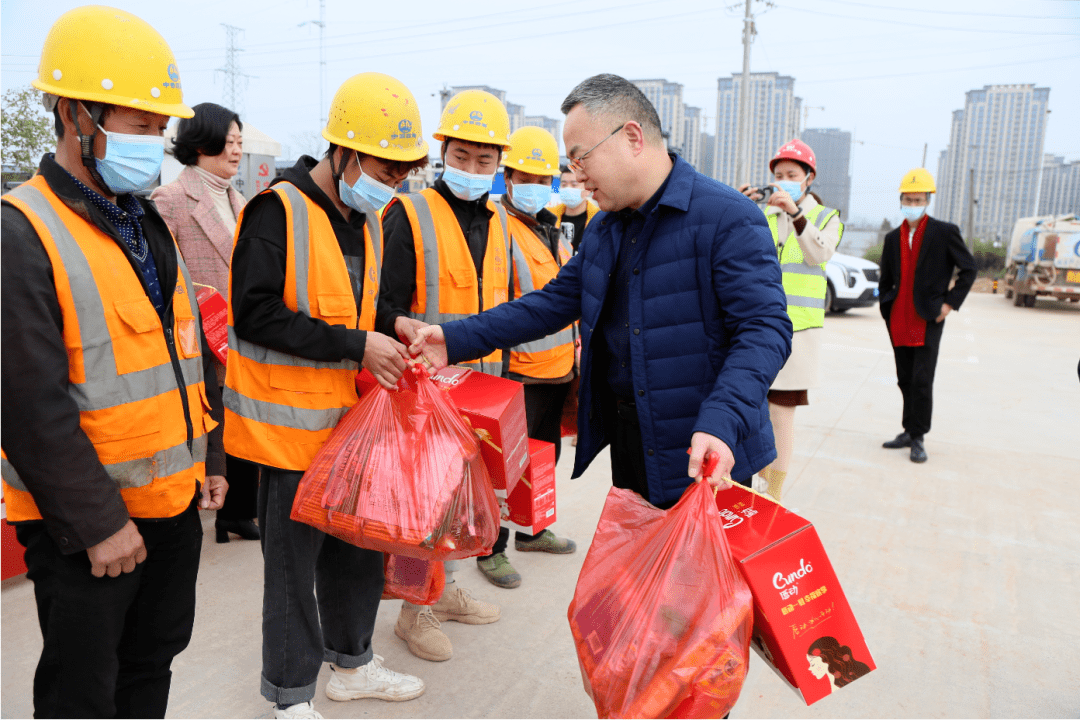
[257,467,384,705]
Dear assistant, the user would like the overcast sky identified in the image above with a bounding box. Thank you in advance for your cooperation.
[3,0,1078,225]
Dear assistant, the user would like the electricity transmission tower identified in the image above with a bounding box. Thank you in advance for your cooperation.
[217,24,253,113]
[300,0,327,128]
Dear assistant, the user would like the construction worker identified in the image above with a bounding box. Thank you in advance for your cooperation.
[549,163,600,447]
[739,139,842,502]
[878,168,976,463]
[499,125,578,556]
[225,73,428,719]
[376,88,508,663]
[1,7,227,717]
[549,164,600,253]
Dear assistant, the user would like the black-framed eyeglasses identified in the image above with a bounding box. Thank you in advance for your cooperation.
[567,125,624,173]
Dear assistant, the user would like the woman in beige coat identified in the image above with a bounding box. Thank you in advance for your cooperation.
[740,139,841,502]
[151,103,258,542]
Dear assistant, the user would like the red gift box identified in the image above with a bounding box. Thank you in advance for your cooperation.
[507,438,556,534]
[194,285,229,365]
[715,485,875,705]
[2,495,28,580]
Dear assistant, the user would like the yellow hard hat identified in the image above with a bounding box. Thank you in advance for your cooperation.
[322,73,429,162]
[502,126,560,176]
[433,89,512,149]
[32,6,193,118]
[899,168,936,194]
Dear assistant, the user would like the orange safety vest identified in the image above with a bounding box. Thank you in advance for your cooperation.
[507,216,576,379]
[1,176,213,522]
[394,189,510,375]
[223,182,380,471]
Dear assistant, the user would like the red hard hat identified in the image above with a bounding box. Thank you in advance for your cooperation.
[770,139,816,174]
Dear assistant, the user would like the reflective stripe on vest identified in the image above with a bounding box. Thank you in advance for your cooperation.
[2,179,209,520]
[768,205,844,331]
[507,218,575,378]
[399,189,510,375]
[223,182,377,471]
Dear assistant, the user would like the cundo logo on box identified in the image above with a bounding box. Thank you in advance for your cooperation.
[773,558,813,590]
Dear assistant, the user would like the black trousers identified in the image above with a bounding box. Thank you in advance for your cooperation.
[523,382,571,465]
[257,467,383,705]
[216,453,259,522]
[609,398,673,508]
[16,498,203,719]
[892,319,944,438]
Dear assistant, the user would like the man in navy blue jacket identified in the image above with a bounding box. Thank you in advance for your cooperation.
[412,74,792,509]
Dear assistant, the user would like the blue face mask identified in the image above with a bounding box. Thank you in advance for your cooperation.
[776,180,804,203]
[94,125,165,194]
[901,205,927,224]
[558,186,584,208]
[339,169,396,213]
[442,165,494,201]
[511,182,552,215]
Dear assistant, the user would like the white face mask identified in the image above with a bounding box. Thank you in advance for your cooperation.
[559,186,584,207]
[94,124,166,194]
[900,205,927,224]
[442,165,495,201]
[509,181,552,215]
[340,170,396,212]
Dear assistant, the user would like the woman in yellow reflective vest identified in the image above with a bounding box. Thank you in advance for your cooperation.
[740,139,842,502]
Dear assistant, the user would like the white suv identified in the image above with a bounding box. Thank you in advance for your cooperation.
[825,252,880,313]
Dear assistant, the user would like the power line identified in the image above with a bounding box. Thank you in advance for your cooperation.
[798,53,1080,84]
[170,0,670,63]
[799,0,1079,20]
[776,2,1080,35]
[199,4,730,74]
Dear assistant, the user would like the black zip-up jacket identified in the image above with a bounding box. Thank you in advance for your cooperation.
[1,154,225,554]
[230,156,371,366]
[376,178,495,338]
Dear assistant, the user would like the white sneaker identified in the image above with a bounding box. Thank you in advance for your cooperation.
[274,701,323,719]
[751,474,768,494]
[325,655,425,702]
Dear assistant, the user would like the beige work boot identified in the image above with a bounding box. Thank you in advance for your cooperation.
[394,605,452,662]
[761,467,788,503]
[431,584,501,624]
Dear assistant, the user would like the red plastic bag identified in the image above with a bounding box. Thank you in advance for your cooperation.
[382,555,446,605]
[290,364,500,561]
[567,481,753,718]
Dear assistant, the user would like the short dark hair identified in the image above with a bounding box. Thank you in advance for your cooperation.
[53,99,110,139]
[899,192,931,202]
[560,74,664,145]
[172,103,242,166]
[559,164,572,175]
[441,138,504,155]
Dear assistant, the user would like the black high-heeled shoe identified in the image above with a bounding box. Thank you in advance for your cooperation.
[215,518,261,543]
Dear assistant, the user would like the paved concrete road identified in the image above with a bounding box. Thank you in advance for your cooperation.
[3,293,1078,718]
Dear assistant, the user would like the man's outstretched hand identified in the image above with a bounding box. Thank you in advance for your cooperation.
[409,325,449,372]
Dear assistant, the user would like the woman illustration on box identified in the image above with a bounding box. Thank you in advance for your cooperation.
[806,636,871,693]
